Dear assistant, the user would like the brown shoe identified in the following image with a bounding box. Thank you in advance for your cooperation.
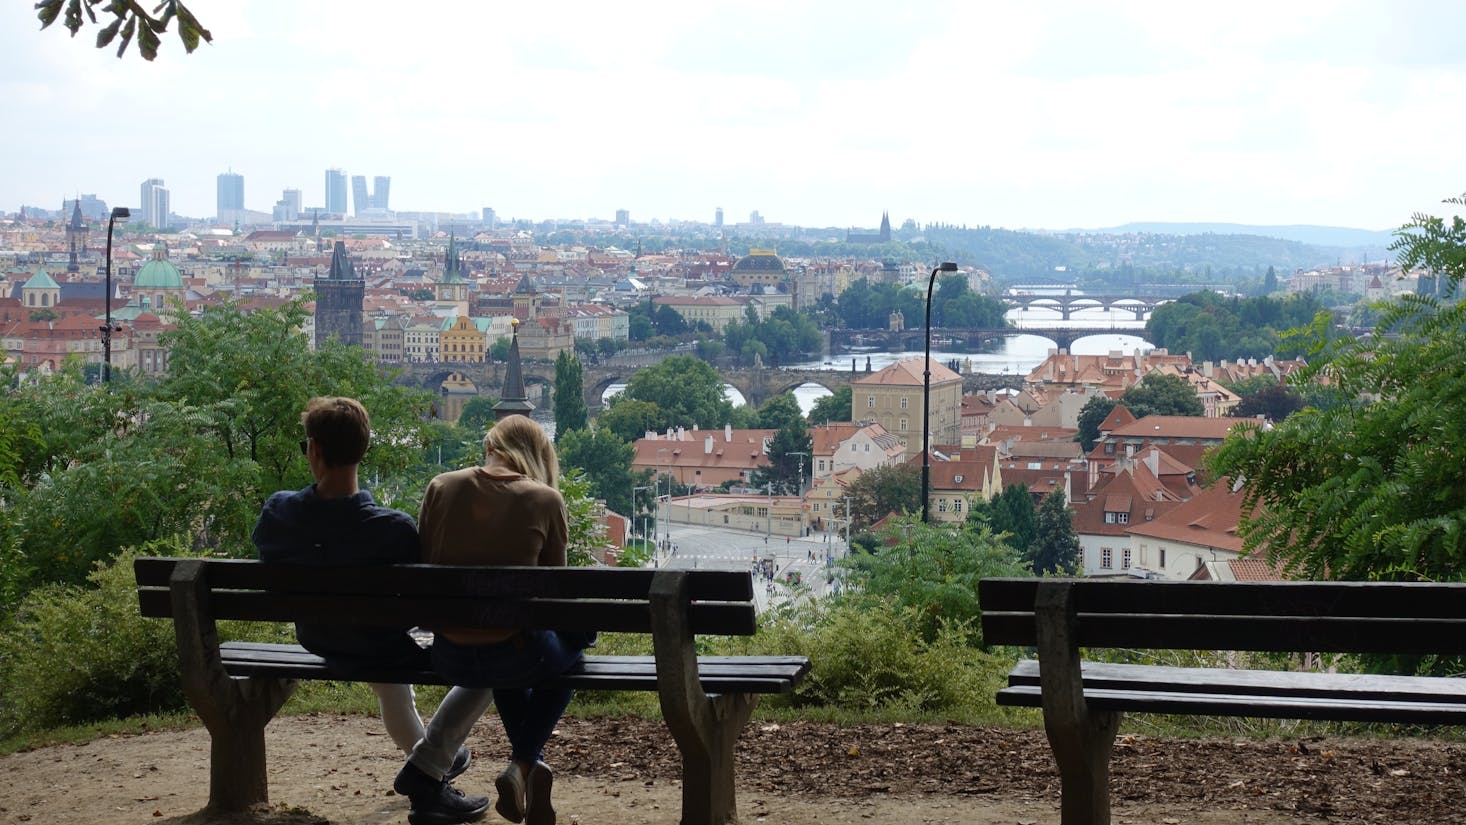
[526,761,555,825]
[493,763,525,824]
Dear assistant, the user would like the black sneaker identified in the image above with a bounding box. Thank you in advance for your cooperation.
[446,746,472,781]
[394,761,489,825]
[525,761,555,825]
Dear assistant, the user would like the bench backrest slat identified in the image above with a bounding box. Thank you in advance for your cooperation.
[136,589,757,635]
[980,578,1466,654]
[134,558,753,601]
[136,558,758,637]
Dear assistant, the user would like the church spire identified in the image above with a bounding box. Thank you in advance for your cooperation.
[493,318,535,420]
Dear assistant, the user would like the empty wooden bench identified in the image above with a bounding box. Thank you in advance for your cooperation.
[979,577,1466,825]
[135,557,810,825]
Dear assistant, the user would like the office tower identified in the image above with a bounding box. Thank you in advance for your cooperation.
[372,176,391,210]
[351,175,369,215]
[273,188,302,222]
[282,188,301,220]
[140,178,170,229]
[715,207,723,228]
[325,168,347,214]
[314,241,364,348]
[482,207,496,228]
[216,171,245,220]
[615,208,630,227]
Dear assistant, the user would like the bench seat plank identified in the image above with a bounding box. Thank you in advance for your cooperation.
[996,683,1466,724]
[1005,659,1466,703]
[216,642,809,694]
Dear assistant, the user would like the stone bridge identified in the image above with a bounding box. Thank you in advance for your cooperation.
[829,325,1144,354]
[392,357,1022,414]
[1001,294,1171,320]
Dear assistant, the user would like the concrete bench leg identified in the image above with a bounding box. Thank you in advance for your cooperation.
[1036,581,1121,825]
[169,560,296,811]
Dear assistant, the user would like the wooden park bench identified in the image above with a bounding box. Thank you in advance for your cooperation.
[979,577,1466,825]
[135,557,810,825]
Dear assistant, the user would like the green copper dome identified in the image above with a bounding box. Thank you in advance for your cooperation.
[134,243,184,290]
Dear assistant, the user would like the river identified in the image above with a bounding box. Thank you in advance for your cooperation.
[594,307,1150,416]
[598,306,1154,415]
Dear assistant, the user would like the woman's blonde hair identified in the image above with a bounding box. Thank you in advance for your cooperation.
[483,414,559,487]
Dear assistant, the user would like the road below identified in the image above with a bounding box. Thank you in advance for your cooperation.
[643,522,851,612]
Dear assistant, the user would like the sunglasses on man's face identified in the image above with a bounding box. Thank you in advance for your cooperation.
[299,439,309,455]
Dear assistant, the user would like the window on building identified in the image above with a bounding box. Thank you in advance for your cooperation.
[1104,512,1116,524]
[867,395,875,408]
[1116,512,1129,524]
[900,396,908,409]
[938,499,948,512]
[1159,548,1167,568]
[1101,548,1113,569]
[899,418,908,432]
[1122,548,1132,569]
[953,499,963,513]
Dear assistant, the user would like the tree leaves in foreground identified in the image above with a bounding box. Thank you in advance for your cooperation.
[35,0,211,60]
[1208,196,1466,582]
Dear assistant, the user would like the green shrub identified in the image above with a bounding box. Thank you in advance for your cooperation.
[717,598,1014,718]
[0,541,192,736]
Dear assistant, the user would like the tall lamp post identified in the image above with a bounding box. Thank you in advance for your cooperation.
[632,484,653,561]
[102,206,130,383]
[922,261,958,523]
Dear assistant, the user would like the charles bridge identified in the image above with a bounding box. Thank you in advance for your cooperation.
[392,356,1022,412]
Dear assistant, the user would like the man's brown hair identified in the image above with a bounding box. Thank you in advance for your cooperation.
[301,396,371,468]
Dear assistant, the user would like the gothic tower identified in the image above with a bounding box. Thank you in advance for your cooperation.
[879,211,891,243]
[314,241,364,348]
[65,199,88,273]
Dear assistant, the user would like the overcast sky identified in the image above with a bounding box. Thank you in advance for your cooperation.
[4,1,1465,231]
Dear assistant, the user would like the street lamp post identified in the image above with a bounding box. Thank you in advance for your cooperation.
[922,261,958,523]
[631,484,654,559]
[102,206,130,383]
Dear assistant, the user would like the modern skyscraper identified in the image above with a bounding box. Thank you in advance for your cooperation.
[351,175,369,216]
[314,241,364,348]
[325,168,347,214]
[372,176,391,210]
[482,207,496,228]
[273,188,302,222]
[615,209,630,227]
[140,178,169,229]
[715,207,724,228]
[216,171,244,220]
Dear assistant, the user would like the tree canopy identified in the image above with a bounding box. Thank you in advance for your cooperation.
[553,351,588,440]
[1121,373,1205,418]
[808,386,853,425]
[846,463,921,532]
[1208,196,1466,583]
[620,355,734,432]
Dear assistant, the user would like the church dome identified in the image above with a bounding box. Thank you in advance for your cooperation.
[134,243,184,290]
[731,249,787,274]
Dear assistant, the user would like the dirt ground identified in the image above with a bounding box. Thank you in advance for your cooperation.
[2,712,1464,825]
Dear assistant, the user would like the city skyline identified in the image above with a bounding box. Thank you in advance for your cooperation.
[4,1,1466,231]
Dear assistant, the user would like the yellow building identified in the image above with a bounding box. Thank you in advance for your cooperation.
[439,316,486,362]
[851,358,962,447]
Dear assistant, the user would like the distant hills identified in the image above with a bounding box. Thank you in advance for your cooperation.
[1085,222,1397,251]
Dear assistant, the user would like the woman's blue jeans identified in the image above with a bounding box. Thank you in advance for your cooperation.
[409,630,586,775]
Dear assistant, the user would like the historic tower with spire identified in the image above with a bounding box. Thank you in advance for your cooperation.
[65,199,88,273]
[314,241,364,348]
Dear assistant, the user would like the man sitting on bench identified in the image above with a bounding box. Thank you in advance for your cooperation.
[252,396,470,776]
